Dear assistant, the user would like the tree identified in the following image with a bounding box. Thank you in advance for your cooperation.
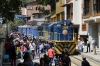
[0,0,23,24]
[36,0,56,15]
[9,19,25,30]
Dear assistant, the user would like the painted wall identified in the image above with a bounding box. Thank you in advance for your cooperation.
[88,23,98,48]
[21,7,27,15]
[73,0,87,35]
[56,0,64,14]
[98,23,100,49]
[26,2,50,17]
[73,0,82,25]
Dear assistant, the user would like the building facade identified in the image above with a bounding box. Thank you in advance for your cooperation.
[50,0,64,22]
[73,0,88,42]
[21,1,50,26]
[62,0,88,44]
[83,0,100,49]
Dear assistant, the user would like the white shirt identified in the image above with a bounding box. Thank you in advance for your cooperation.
[78,40,81,46]
[39,44,44,51]
[80,41,84,46]
[87,40,91,44]
[91,40,96,45]
[29,43,36,50]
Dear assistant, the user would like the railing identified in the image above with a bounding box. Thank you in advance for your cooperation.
[38,31,77,42]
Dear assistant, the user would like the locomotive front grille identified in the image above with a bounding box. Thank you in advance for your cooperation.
[53,41,76,55]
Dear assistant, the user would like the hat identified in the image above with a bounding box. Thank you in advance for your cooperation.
[20,40,24,43]
[82,56,86,59]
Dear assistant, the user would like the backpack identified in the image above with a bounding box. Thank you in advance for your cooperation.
[93,40,97,46]
[94,41,97,46]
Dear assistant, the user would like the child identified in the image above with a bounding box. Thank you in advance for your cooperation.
[54,55,59,66]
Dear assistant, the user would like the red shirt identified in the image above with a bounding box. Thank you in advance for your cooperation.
[48,48,54,58]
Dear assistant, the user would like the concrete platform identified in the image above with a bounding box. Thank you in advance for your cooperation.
[80,46,100,63]
[2,54,55,66]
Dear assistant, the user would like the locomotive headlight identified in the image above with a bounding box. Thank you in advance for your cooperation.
[62,30,68,35]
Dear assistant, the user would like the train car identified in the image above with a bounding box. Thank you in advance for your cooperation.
[17,26,38,38]
[30,26,38,37]
[17,26,27,36]
[48,22,58,40]
[48,20,77,55]
[17,20,77,55]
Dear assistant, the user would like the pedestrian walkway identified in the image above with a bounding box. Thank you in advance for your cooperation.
[2,56,40,66]
[80,46,100,63]
[2,53,55,66]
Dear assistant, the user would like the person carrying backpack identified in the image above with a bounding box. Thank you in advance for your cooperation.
[91,38,97,55]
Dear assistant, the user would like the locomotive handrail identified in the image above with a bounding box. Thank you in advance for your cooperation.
[37,30,77,44]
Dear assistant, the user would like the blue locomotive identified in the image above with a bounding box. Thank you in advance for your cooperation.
[17,20,76,54]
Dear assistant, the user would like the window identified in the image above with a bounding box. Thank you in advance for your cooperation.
[54,17,56,22]
[51,18,53,22]
[83,0,90,16]
[61,12,64,20]
[38,14,42,18]
[26,6,33,10]
[51,0,56,12]
[67,4,73,19]
[71,5,73,19]
[93,0,100,14]
[34,13,42,18]
[67,5,70,19]
[57,14,60,21]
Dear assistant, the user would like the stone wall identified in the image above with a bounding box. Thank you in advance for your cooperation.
[0,24,6,65]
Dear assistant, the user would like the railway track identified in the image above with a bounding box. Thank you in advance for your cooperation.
[71,62,77,66]
[70,55,100,66]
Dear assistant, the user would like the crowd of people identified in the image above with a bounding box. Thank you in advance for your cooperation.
[3,30,92,66]
[78,37,97,55]
[4,31,72,66]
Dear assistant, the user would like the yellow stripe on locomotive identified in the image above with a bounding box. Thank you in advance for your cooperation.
[53,41,76,55]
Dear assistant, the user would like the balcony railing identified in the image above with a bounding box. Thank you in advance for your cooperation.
[38,31,77,41]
